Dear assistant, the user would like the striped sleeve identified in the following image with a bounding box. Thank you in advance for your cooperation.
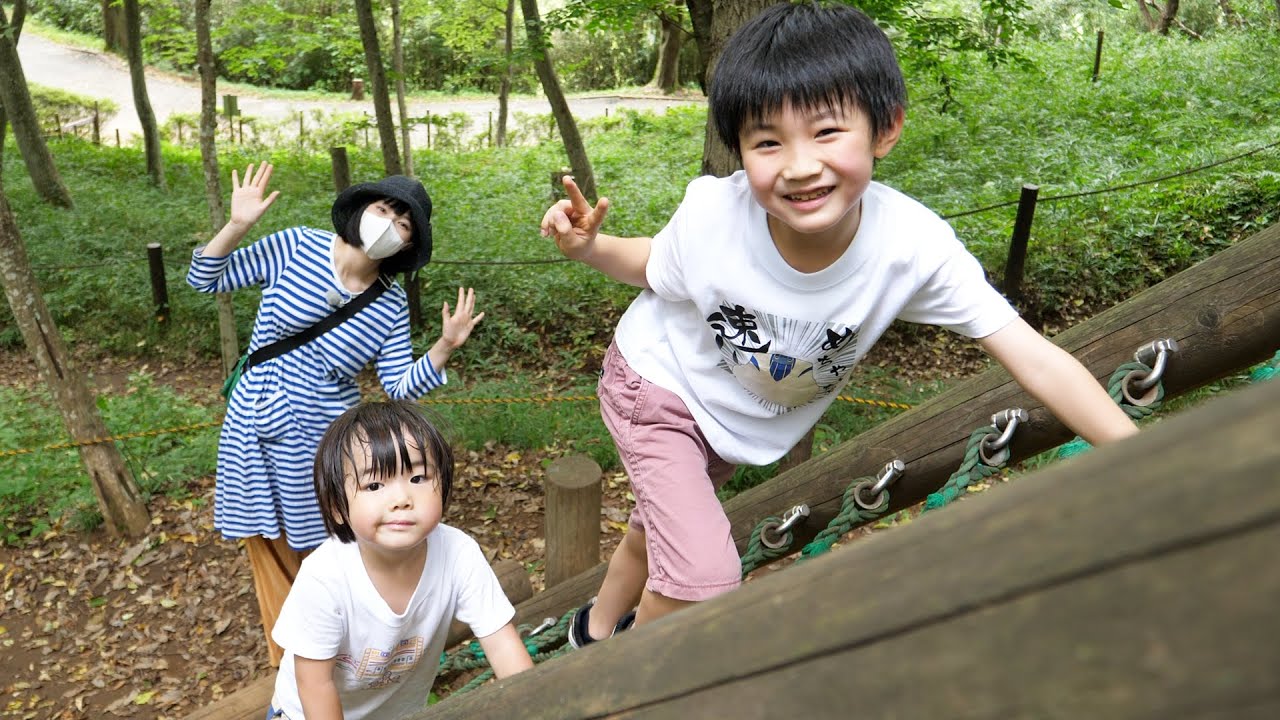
[187,227,301,293]
[373,304,448,399]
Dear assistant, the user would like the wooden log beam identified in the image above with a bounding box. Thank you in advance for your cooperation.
[502,221,1280,632]
[424,368,1280,719]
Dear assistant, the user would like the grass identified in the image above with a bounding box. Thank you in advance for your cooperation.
[2,25,1279,540]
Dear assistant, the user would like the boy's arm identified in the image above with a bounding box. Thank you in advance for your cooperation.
[295,655,344,720]
[541,176,651,288]
[475,623,534,679]
[978,318,1138,446]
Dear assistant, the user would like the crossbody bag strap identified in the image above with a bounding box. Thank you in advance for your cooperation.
[247,277,389,368]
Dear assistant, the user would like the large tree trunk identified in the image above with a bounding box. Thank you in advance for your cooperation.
[497,0,514,147]
[391,0,413,176]
[195,0,239,376]
[124,0,164,188]
[1137,0,1181,34]
[684,0,713,93]
[101,0,127,55]
[354,0,403,177]
[0,2,73,208]
[0,191,150,537]
[519,0,596,201]
[0,0,27,179]
[648,9,684,94]
[693,0,778,178]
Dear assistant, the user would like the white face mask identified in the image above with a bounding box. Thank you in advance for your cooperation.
[357,210,409,260]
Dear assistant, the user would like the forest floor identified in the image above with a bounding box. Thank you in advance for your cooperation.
[0,326,993,720]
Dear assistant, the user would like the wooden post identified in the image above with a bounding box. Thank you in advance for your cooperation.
[146,243,169,324]
[426,111,431,149]
[298,112,305,150]
[1092,30,1104,83]
[351,78,365,101]
[488,111,493,147]
[54,113,62,139]
[92,102,100,145]
[330,146,351,192]
[549,169,571,200]
[405,272,422,333]
[544,455,602,588]
[115,128,121,147]
[176,119,183,144]
[1001,184,1039,303]
[239,117,244,144]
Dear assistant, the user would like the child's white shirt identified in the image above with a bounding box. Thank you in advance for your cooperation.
[271,525,514,720]
[614,171,1018,466]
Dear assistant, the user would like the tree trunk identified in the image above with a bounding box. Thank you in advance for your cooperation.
[101,0,127,55]
[648,10,684,93]
[520,0,596,201]
[497,0,514,147]
[124,0,164,188]
[1158,0,1181,34]
[0,0,26,179]
[354,0,403,177]
[684,0,713,93]
[195,0,239,375]
[697,0,778,177]
[0,3,73,208]
[0,191,150,537]
[391,0,413,176]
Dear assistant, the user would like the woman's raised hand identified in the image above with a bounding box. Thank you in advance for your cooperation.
[228,162,281,230]
[439,287,486,351]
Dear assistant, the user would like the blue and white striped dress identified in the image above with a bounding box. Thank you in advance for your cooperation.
[187,227,445,550]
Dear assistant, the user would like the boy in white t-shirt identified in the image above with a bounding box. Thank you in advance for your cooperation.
[268,401,532,719]
[540,3,1138,647]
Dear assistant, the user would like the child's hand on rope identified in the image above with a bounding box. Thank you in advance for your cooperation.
[228,162,280,232]
[541,176,610,262]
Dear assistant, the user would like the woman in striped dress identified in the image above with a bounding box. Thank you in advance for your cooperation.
[187,162,484,665]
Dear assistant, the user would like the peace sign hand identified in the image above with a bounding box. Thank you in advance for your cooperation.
[540,176,611,262]
[228,162,281,231]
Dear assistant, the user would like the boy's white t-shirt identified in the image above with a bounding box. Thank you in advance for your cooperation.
[614,171,1018,466]
[271,525,514,720]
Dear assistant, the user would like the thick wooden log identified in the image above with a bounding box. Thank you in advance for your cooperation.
[183,561,531,720]
[544,454,602,588]
[423,369,1280,719]
[501,220,1280,648]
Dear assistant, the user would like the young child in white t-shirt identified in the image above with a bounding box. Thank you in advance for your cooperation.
[539,3,1139,647]
[268,401,532,719]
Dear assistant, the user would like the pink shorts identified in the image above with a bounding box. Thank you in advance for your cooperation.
[597,341,740,602]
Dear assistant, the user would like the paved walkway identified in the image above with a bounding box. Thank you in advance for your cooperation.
[17,33,703,144]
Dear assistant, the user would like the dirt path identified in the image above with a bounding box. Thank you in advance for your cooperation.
[17,33,704,144]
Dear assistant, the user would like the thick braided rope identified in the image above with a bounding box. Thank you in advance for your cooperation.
[438,608,575,678]
[739,516,797,577]
[1058,360,1164,459]
[923,426,1005,512]
[796,477,890,562]
[1251,350,1280,383]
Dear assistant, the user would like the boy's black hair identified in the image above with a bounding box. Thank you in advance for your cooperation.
[313,400,455,543]
[709,2,907,156]
[340,197,417,274]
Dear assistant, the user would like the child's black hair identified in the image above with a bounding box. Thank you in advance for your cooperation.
[709,2,907,156]
[339,197,417,275]
[313,400,455,543]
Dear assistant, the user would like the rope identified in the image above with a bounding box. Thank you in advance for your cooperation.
[1250,350,1280,383]
[796,478,891,563]
[1056,359,1165,460]
[922,426,1007,512]
[436,608,576,697]
[0,420,222,458]
[739,516,799,576]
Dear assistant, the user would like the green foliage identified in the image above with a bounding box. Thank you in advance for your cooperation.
[28,84,118,124]
[0,375,217,544]
[27,0,101,36]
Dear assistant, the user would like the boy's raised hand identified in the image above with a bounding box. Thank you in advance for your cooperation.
[228,162,281,231]
[540,176,610,261]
